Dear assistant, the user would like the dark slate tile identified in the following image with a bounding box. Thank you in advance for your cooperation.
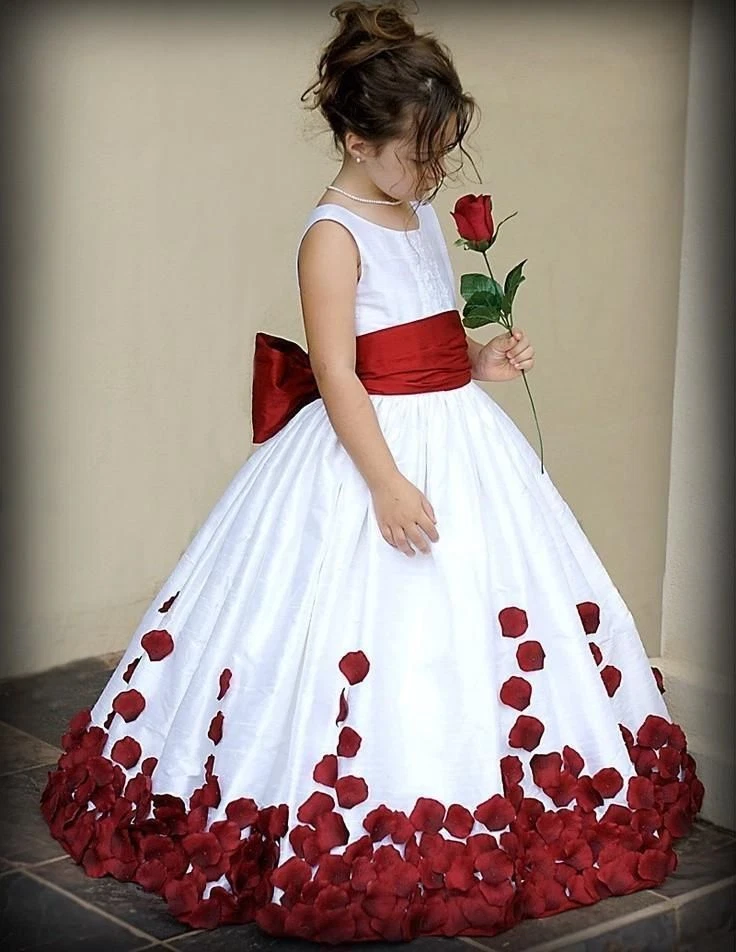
[677,932,736,951]
[582,905,677,951]
[0,656,112,747]
[675,878,736,945]
[669,819,736,861]
[34,856,195,941]
[465,890,669,951]
[649,842,736,899]
[0,721,61,776]
[0,764,65,865]
[0,870,152,950]
[166,925,467,952]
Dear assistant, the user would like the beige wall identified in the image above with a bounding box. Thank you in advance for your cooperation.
[6,0,694,678]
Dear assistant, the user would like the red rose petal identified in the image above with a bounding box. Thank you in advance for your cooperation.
[217,668,232,701]
[110,736,142,769]
[498,606,528,638]
[158,591,179,613]
[225,797,259,829]
[637,715,672,750]
[651,666,666,694]
[409,798,446,834]
[516,641,546,672]
[508,714,545,751]
[474,794,516,831]
[335,775,368,808]
[601,665,622,697]
[313,754,338,787]
[297,791,335,825]
[563,745,585,778]
[208,712,224,745]
[112,689,146,723]
[444,804,475,838]
[337,726,362,757]
[500,754,524,789]
[592,767,624,799]
[336,689,348,725]
[589,643,603,666]
[627,775,656,810]
[338,650,370,685]
[140,629,174,662]
[530,752,563,790]
[499,676,532,711]
[122,657,140,684]
[577,601,600,634]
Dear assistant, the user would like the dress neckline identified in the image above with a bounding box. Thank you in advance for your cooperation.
[311,200,422,235]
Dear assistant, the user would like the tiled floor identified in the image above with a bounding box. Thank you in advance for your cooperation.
[0,654,733,951]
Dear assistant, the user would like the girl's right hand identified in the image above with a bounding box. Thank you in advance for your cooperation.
[370,472,439,557]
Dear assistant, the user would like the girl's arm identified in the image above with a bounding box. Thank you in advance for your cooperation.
[297,220,402,491]
[298,219,439,558]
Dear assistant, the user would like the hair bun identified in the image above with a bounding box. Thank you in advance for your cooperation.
[330,1,416,46]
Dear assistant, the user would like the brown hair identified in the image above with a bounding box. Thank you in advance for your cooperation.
[300,0,481,207]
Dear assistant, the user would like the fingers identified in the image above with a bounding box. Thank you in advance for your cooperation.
[421,495,437,525]
[382,519,439,556]
[391,526,416,558]
[505,330,535,370]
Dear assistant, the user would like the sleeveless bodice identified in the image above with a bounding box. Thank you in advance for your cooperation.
[295,199,459,336]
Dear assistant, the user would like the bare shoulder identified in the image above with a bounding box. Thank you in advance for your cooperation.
[297,216,361,286]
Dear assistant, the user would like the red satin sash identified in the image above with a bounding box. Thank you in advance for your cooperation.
[251,308,472,443]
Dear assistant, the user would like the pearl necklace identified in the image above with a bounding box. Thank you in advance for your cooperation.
[325,184,404,206]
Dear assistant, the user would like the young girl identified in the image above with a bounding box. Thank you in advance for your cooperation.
[40,1,704,944]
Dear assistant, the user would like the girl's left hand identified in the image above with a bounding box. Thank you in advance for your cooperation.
[476,328,535,382]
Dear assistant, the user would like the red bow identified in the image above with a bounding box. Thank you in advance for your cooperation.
[251,310,472,444]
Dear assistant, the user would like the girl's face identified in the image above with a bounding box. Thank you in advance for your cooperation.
[349,114,459,204]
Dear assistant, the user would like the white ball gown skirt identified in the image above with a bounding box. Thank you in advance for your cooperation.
[40,378,705,943]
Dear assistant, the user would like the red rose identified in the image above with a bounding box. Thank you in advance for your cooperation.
[451,194,495,247]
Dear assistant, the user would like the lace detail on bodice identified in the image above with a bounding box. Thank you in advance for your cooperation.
[296,199,458,336]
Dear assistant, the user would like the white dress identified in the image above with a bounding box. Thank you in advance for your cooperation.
[40,198,705,944]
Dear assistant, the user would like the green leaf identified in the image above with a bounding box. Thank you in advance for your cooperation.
[460,273,495,299]
[463,286,504,312]
[462,314,493,328]
[462,299,506,326]
[503,259,527,311]
[453,237,468,247]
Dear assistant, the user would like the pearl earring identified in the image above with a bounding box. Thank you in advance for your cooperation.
[356,157,361,163]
